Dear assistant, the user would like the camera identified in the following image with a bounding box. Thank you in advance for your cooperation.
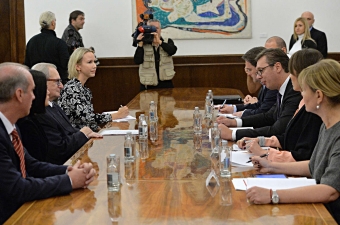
[136,25,157,44]
[132,13,155,46]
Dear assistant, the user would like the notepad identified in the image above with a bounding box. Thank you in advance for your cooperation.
[232,178,316,191]
[99,130,138,136]
[103,111,136,121]
[218,113,239,119]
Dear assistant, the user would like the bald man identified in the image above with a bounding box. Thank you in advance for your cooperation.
[301,11,328,58]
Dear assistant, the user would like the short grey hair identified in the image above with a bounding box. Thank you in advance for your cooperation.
[0,63,30,103]
[39,11,56,29]
[32,63,57,78]
[147,19,161,25]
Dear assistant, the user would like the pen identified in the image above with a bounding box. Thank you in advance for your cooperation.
[120,105,123,108]
[246,153,268,163]
[219,99,227,112]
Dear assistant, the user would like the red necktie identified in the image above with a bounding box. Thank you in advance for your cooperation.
[11,129,26,178]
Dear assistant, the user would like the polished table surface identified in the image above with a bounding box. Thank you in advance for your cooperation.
[5,88,336,224]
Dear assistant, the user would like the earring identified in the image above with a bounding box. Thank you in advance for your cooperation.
[316,105,320,109]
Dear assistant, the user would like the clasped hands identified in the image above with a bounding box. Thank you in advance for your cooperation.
[67,160,97,189]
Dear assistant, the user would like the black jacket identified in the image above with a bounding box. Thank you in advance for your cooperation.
[276,105,322,161]
[34,104,88,165]
[289,35,317,52]
[236,86,278,117]
[0,120,71,224]
[25,29,69,83]
[310,27,328,58]
[236,79,302,140]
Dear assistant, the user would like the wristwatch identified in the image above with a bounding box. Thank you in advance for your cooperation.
[271,189,279,204]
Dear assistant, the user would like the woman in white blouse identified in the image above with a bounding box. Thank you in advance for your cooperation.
[288,17,317,57]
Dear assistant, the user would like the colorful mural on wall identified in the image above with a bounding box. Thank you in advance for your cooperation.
[132,0,251,39]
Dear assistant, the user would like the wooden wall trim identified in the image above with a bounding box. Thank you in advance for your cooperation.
[0,0,25,63]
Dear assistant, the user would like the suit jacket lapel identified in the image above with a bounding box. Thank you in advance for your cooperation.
[46,105,77,133]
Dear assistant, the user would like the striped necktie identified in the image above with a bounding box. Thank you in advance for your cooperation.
[11,129,26,178]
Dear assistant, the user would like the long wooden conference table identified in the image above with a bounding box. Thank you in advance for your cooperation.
[5,88,336,224]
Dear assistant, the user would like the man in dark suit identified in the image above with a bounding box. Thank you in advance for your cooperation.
[0,62,96,224]
[217,48,301,141]
[302,11,328,58]
[31,63,101,165]
[220,47,278,118]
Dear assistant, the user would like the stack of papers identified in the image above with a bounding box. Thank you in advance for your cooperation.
[103,111,136,122]
[232,178,316,191]
[231,151,253,167]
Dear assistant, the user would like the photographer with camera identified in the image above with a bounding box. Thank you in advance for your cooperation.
[134,19,177,91]
[62,10,85,55]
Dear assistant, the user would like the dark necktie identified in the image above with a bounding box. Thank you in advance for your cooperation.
[11,129,26,178]
[276,93,282,120]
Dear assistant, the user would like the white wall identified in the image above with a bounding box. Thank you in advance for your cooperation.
[25,0,340,58]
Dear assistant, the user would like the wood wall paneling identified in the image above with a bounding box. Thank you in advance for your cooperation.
[0,0,25,63]
[86,55,247,113]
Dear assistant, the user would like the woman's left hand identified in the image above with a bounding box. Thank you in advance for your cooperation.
[246,186,271,204]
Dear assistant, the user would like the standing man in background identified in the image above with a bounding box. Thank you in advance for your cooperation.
[62,10,85,55]
[301,11,328,58]
[134,19,177,91]
[25,11,69,84]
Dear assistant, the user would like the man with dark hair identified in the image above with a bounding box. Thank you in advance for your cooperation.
[220,47,278,117]
[217,48,301,141]
[62,10,85,55]
[301,11,328,58]
[0,62,96,224]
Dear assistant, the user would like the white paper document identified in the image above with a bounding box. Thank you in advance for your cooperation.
[99,129,138,136]
[103,111,136,121]
[232,178,316,191]
[232,144,269,151]
[231,151,254,167]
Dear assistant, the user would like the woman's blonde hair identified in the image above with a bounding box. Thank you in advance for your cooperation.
[298,59,340,106]
[68,47,94,79]
[293,17,315,44]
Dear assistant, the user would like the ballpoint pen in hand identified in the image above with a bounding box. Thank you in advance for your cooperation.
[219,99,227,112]
[246,153,268,163]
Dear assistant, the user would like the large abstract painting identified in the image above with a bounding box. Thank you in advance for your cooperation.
[132,0,251,39]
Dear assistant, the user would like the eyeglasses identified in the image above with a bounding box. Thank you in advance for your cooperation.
[47,79,62,86]
[256,64,274,76]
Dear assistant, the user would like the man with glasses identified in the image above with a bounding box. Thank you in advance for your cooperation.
[29,63,101,165]
[217,48,301,141]
[219,47,278,117]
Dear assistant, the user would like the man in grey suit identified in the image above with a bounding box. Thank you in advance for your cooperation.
[301,11,328,58]
[32,63,101,165]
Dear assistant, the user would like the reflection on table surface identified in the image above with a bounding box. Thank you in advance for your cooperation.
[5,88,336,225]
